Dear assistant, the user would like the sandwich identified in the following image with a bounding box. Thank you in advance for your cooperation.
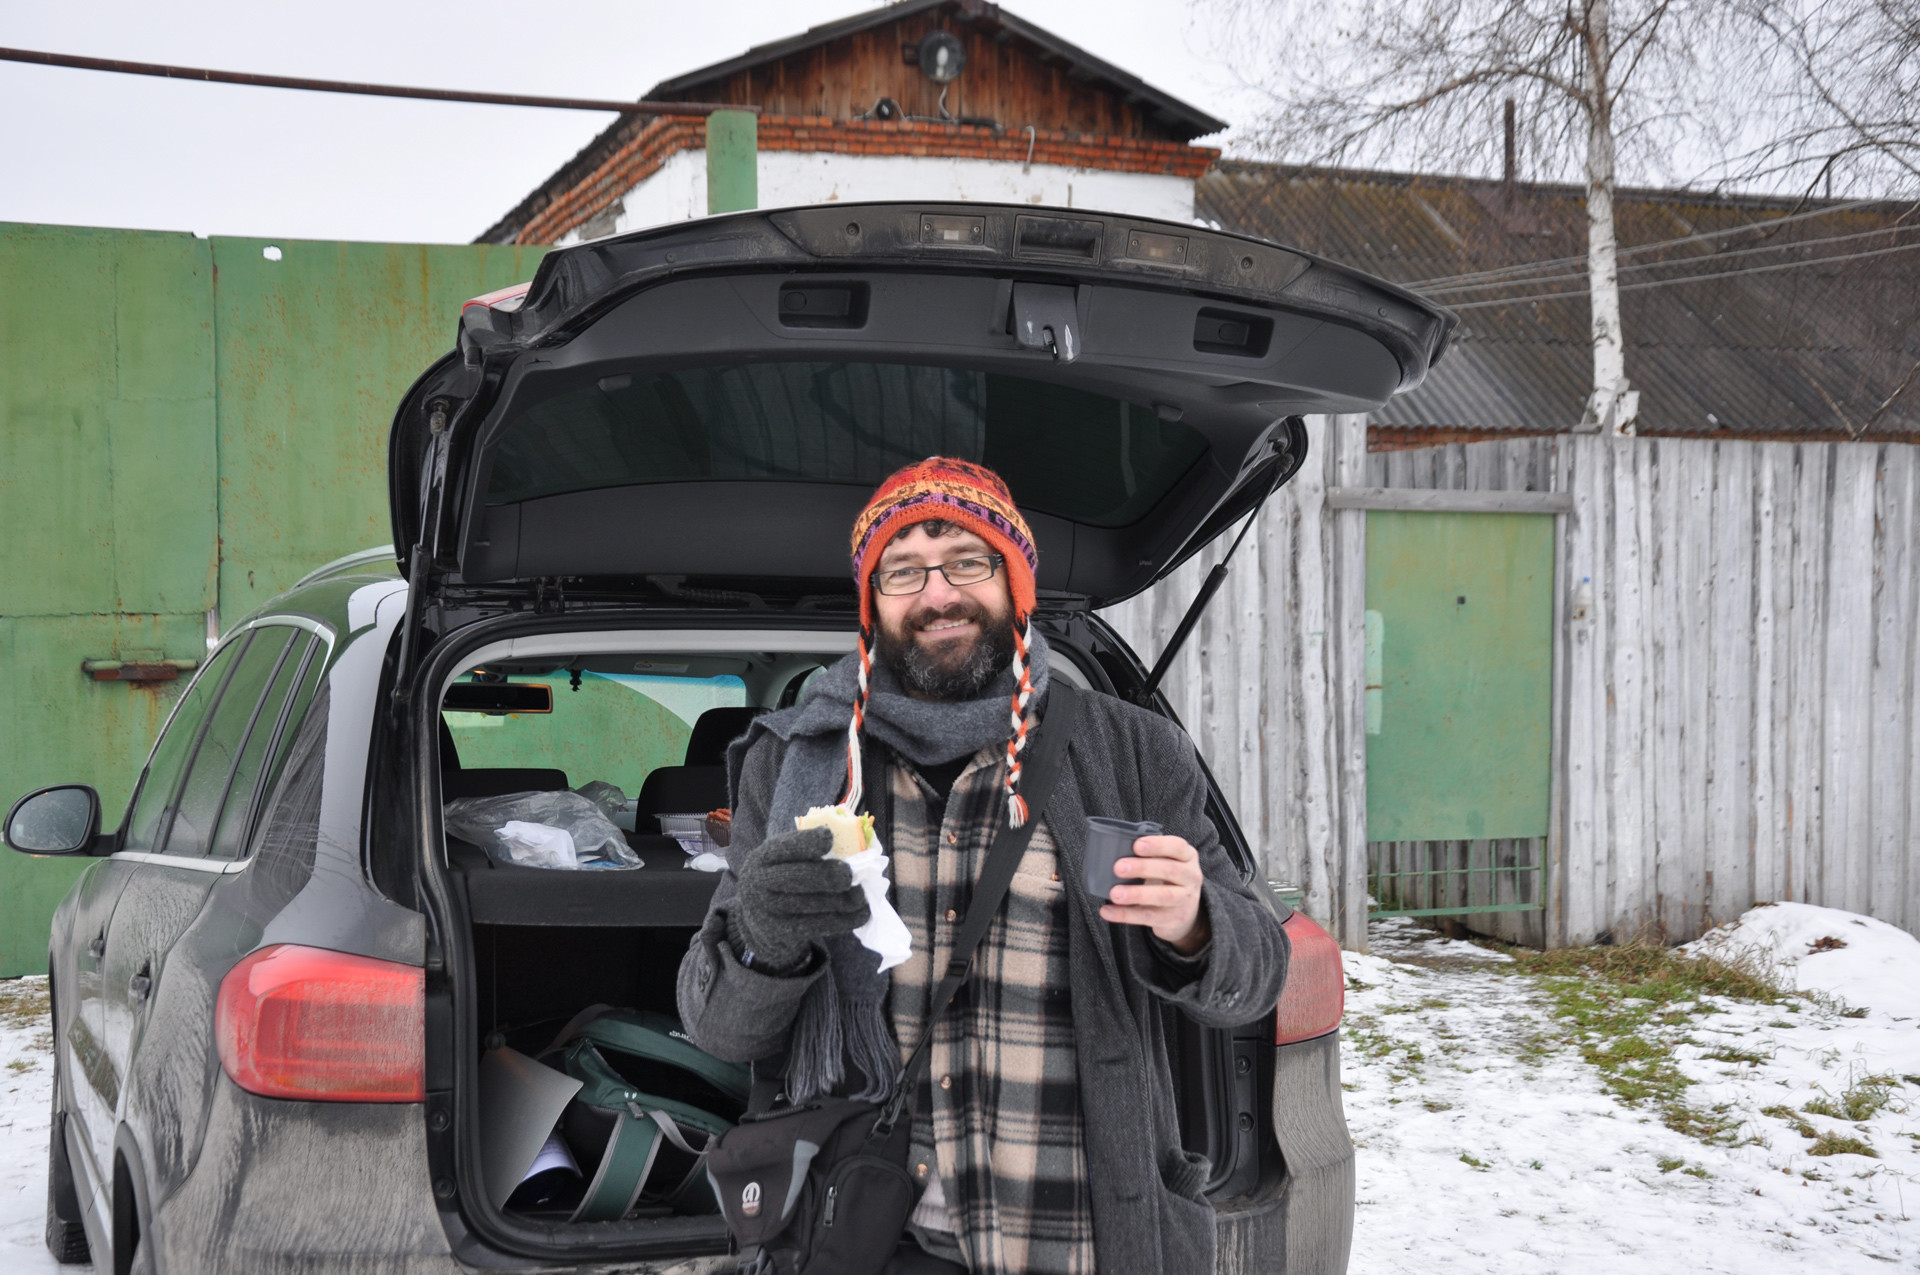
[794,805,876,859]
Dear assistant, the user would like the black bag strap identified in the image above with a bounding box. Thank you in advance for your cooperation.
[874,682,1081,1133]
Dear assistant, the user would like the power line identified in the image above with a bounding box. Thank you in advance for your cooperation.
[1404,198,1896,289]
[0,46,751,117]
[1447,238,1920,309]
[1420,221,1920,296]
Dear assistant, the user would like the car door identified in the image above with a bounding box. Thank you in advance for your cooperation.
[69,635,249,1197]
[98,625,324,1153]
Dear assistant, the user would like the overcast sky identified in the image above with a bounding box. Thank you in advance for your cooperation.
[0,0,1263,244]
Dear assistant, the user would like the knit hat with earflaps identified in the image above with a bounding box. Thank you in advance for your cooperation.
[846,457,1041,827]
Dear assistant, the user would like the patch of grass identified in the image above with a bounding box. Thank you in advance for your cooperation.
[1701,1045,1771,1065]
[1657,1156,1686,1173]
[1763,1104,1820,1140]
[1682,1165,1712,1179]
[1383,997,1453,1016]
[1804,1074,1903,1122]
[1459,1153,1489,1170]
[1342,1014,1428,1077]
[5,1058,30,1073]
[1422,1099,1454,1113]
[1839,1006,1871,1019]
[0,978,50,1031]
[1809,1132,1878,1158]
[1510,942,1787,1146]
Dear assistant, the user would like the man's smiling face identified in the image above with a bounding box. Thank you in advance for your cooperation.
[870,522,1016,701]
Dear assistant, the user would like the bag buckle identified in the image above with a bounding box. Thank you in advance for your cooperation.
[872,1090,909,1138]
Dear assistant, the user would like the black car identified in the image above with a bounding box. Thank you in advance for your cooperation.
[6,202,1450,1274]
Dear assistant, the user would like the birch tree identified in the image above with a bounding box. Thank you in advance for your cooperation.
[1212,0,1745,435]
[1730,0,1919,195]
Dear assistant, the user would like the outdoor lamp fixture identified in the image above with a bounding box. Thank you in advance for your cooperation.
[914,31,966,83]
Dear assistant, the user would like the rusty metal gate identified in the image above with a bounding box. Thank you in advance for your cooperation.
[0,224,546,975]
[1362,509,1555,920]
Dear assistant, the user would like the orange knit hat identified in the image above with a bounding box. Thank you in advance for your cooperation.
[843,458,1042,827]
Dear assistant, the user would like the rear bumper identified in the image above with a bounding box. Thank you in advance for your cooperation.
[151,1075,459,1274]
[1214,1030,1354,1275]
[150,1075,729,1274]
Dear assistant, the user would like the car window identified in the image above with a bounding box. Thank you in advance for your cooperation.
[119,635,252,854]
[257,642,327,807]
[162,628,298,858]
[443,672,745,798]
[486,362,1208,529]
[207,631,319,861]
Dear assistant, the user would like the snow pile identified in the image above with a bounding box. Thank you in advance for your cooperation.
[1674,902,1920,1236]
[1345,909,1920,1273]
[1684,900,1920,1018]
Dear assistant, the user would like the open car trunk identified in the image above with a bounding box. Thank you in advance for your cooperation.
[397,203,1446,1264]
[390,202,1452,612]
[419,618,1282,1263]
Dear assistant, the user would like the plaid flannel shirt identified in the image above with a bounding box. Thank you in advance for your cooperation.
[885,748,1096,1275]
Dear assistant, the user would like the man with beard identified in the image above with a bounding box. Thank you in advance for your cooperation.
[678,458,1288,1275]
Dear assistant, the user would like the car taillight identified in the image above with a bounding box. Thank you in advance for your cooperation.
[216,945,425,1102]
[1275,909,1344,1045]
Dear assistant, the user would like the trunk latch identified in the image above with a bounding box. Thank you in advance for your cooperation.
[1010,282,1079,363]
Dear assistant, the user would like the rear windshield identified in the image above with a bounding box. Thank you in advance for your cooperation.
[485,362,1208,528]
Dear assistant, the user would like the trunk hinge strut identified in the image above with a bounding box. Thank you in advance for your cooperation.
[1135,459,1288,706]
[390,399,453,726]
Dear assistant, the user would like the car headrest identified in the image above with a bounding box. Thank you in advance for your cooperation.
[684,706,767,767]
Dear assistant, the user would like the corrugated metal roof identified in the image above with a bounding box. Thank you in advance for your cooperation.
[1199,162,1920,440]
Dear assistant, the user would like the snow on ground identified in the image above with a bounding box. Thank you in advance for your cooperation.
[0,977,77,1273]
[1347,909,1920,1273]
[0,905,1915,1273]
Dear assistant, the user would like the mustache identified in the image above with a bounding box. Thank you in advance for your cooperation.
[905,599,990,630]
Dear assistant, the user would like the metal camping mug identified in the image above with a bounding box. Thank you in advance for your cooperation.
[1083,817,1162,900]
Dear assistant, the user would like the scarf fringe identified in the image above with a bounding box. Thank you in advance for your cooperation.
[770,631,1051,1104]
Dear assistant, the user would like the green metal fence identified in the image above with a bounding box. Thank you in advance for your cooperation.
[0,223,546,976]
[1366,838,1545,919]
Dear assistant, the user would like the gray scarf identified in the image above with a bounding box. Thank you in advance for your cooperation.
[725,629,1052,1102]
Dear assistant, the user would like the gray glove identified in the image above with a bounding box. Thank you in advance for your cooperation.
[725,825,870,973]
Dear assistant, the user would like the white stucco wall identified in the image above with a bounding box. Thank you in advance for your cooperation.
[556,149,1196,245]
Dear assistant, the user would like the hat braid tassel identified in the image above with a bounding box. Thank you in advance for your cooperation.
[1004,614,1037,828]
[843,627,873,813]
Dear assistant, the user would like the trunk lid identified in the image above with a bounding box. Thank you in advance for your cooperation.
[391,202,1452,608]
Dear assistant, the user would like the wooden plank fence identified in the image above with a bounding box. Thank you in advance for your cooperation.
[1102,420,1920,951]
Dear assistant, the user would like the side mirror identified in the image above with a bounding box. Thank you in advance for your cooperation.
[5,785,102,856]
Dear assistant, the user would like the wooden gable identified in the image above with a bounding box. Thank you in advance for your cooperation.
[648,3,1215,142]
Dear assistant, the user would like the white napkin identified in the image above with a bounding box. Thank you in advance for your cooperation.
[835,832,913,972]
[497,820,579,870]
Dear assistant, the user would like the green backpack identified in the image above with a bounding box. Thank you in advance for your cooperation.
[541,1007,752,1222]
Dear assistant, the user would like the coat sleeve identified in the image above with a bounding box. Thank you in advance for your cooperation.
[675,731,827,1062]
[1118,713,1290,1026]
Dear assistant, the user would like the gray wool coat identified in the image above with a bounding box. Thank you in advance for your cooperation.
[676,688,1290,1275]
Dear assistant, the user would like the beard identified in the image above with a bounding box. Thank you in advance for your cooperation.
[874,594,1017,701]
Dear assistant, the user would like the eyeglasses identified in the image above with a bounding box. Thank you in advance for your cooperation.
[871,553,1005,596]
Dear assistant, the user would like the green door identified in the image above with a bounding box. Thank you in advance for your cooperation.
[1364,511,1554,843]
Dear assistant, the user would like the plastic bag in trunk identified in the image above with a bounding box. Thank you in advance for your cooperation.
[445,791,642,870]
